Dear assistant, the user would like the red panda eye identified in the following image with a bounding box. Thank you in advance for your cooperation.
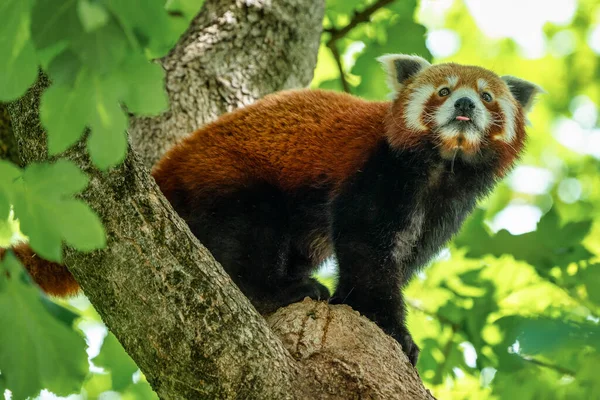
[481,92,493,102]
[439,88,451,97]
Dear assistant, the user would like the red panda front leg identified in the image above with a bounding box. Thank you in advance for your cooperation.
[329,142,424,366]
[330,218,420,366]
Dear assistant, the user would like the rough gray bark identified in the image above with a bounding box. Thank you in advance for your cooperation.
[130,0,324,168]
[269,299,435,400]
[8,0,436,398]
[0,104,20,165]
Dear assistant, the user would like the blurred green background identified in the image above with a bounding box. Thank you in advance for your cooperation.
[2,0,600,398]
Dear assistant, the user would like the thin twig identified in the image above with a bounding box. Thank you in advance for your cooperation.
[324,0,396,94]
[434,324,457,383]
[522,357,576,377]
[406,298,459,330]
[325,0,396,46]
[327,42,351,93]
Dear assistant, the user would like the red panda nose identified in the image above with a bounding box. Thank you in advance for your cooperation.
[454,97,476,115]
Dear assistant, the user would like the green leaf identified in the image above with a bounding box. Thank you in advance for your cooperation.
[55,199,106,250]
[35,41,69,69]
[87,74,128,170]
[122,381,159,400]
[81,372,113,399]
[582,263,600,306]
[11,160,105,260]
[23,160,88,199]
[0,161,22,220]
[351,1,431,100]
[325,0,368,19]
[165,0,204,21]
[0,253,88,399]
[105,0,174,56]
[496,316,600,356]
[455,209,594,270]
[88,125,128,170]
[93,333,138,391]
[71,19,128,74]
[40,79,92,155]
[0,0,38,101]
[30,0,84,50]
[46,49,83,87]
[40,296,80,326]
[12,188,63,261]
[118,55,169,115]
[77,0,109,32]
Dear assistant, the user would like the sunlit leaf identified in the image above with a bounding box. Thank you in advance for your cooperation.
[93,333,138,391]
[31,0,83,49]
[0,253,88,399]
[77,0,109,32]
[0,0,38,101]
[11,160,105,261]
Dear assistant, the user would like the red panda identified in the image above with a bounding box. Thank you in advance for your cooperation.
[1,54,541,366]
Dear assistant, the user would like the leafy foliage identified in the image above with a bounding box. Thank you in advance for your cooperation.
[1,159,105,262]
[0,253,88,399]
[1,0,180,171]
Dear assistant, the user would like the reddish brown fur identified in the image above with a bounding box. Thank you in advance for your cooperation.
[0,244,79,296]
[153,90,391,200]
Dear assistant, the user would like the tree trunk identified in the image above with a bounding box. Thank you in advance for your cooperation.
[8,0,435,398]
[9,74,299,399]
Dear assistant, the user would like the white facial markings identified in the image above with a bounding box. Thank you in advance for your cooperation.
[447,75,459,88]
[477,78,489,92]
[438,124,480,145]
[433,85,493,147]
[404,84,435,131]
[434,87,489,131]
[496,96,517,142]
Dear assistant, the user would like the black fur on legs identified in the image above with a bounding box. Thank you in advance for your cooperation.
[166,140,499,366]
[330,140,498,365]
[173,182,331,314]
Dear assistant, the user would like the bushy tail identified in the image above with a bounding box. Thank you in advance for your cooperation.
[0,243,79,297]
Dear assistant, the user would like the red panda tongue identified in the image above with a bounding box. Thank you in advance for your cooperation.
[456,116,471,121]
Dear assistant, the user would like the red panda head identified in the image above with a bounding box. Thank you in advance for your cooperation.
[379,54,542,176]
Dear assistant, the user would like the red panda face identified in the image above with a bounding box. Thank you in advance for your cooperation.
[379,55,541,174]
[402,64,520,162]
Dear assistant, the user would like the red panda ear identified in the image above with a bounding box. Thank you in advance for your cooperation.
[501,75,544,114]
[377,54,431,93]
